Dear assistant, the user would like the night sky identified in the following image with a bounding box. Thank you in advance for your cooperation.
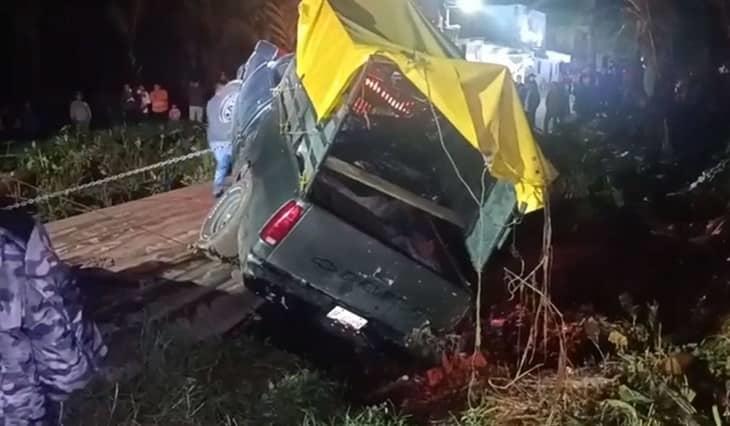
[1,0,727,131]
[0,0,592,105]
[0,0,257,130]
[4,2,128,99]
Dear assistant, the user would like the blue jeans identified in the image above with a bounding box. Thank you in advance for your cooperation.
[210,141,232,196]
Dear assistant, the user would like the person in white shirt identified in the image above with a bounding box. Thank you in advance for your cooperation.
[69,92,92,133]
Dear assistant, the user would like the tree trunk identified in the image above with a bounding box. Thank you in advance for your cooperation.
[257,0,299,52]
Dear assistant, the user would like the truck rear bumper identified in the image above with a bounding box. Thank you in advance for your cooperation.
[243,254,410,349]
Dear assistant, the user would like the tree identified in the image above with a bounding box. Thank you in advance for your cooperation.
[102,0,300,86]
[257,0,300,53]
[177,0,299,86]
[106,0,145,78]
[620,0,676,97]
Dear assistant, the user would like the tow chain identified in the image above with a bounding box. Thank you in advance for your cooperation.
[2,148,212,211]
[688,157,730,191]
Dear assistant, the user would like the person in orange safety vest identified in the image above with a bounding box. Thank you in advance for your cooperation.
[150,84,169,121]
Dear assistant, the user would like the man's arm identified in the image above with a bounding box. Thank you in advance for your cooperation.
[22,222,107,400]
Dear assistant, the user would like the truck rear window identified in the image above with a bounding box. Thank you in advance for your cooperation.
[310,166,474,286]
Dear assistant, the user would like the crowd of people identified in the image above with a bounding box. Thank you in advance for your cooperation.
[0,72,234,141]
[71,78,215,133]
[516,60,639,135]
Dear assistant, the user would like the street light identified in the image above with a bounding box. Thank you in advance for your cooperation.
[456,0,483,14]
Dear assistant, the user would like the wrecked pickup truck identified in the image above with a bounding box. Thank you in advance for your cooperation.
[198,0,554,354]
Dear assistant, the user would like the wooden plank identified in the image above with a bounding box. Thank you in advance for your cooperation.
[44,184,261,340]
[145,264,239,321]
[323,157,466,228]
[47,184,213,271]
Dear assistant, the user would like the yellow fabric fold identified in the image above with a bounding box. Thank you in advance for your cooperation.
[296,0,557,213]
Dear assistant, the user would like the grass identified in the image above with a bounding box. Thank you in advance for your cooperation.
[64,311,730,426]
[303,406,410,426]
[1,122,214,221]
[442,304,730,426]
[63,323,411,426]
[25,122,730,425]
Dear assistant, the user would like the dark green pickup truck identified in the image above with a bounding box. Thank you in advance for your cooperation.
[198,48,517,355]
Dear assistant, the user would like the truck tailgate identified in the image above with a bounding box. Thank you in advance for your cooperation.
[264,204,471,336]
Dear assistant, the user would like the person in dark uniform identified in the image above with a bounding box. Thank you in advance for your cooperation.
[0,204,107,424]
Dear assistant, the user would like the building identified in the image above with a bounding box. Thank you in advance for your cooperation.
[445,3,572,85]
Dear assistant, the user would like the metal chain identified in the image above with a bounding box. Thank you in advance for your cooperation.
[688,157,730,191]
[3,148,212,210]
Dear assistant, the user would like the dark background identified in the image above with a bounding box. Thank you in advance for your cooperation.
[2,0,730,138]
[0,0,270,134]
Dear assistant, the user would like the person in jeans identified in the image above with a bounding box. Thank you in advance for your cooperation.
[206,79,242,198]
[188,80,205,123]
[0,207,107,424]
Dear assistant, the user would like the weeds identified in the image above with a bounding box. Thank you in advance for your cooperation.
[24,124,730,425]
[431,295,728,426]
[2,123,214,221]
[63,323,409,426]
[303,405,410,426]
[450,371,615,425]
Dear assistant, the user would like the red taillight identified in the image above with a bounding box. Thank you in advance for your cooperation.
[363,75,414,117]
[260,200,304,246]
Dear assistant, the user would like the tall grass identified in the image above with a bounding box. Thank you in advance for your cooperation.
[1,123,214,221]
[63,324,410,426]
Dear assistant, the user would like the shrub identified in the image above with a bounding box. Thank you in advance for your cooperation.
[2,123,214,221]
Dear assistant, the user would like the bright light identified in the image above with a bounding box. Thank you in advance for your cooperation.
[456,0,483,14]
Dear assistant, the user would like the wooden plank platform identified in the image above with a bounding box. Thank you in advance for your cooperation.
[47,184,213,270]
[46,184,261,340]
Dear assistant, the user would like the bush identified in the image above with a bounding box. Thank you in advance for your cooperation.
[2,123,214,221]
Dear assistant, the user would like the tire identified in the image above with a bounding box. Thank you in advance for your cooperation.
[197,169,253,261]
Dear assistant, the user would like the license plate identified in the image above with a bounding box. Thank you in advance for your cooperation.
[326,306,368,331]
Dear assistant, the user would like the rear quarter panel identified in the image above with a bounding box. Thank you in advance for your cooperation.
[236,103,301,262]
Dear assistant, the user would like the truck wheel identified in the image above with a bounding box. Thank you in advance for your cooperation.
[198,169,253,262]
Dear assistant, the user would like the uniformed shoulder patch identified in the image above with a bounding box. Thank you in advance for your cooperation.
[219,91,240,124]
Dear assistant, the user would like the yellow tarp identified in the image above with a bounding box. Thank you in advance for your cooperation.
[296,0,557,213]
